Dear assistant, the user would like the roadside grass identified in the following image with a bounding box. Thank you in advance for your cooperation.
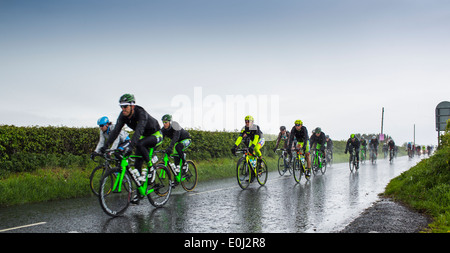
[384,145,450,233]
[0,156,279,207]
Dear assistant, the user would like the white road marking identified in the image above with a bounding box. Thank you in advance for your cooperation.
[0,222,47,232]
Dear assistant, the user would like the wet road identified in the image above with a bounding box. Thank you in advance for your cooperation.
[0,156,422,233]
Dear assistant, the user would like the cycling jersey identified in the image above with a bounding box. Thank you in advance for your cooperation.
[95,124,130,153]
[310,132,326,151]
[345,138,360,153]
[288,125,309,150]
[161,121,191,150]
[235,124,264,157]
[274,131,291,150]
[105,105,160,149]
[235,124,263,148]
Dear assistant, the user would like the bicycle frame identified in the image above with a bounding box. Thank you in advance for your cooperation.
[112,149,158,196]
[161,152,186,183]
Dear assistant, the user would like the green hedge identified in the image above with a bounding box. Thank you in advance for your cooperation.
[0,125,278,176]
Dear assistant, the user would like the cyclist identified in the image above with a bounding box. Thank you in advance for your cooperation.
[94,116,131,155]
[273,126,291,152]
[369,135,379,158]
[344,134,360,167]
[161,114,192,173]
[231,115,265,166]
[287,120,311,177]
[310,127,326,162]
[100,94,163,186]
[388,138,396,158]
[360,138,367,161]
[274,126,293,171]
[325,135,333,161]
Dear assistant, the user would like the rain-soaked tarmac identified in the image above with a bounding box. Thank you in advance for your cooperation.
[0,156,422,233]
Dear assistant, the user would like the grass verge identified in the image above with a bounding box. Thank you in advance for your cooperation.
[384,145,450,233]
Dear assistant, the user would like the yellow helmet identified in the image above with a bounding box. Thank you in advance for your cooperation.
[245,115,254,122]
[295,119,303,125]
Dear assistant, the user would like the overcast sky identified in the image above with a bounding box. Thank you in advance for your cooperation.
[1,0,449,145]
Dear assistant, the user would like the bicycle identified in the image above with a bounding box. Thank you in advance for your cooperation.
[292,149,309,183]
[157,151,198,192]
[389,148,394,164]
[348,149,359,172]
[276,149,292,176]
[325,149,333,167]
[369,147,377,165]
[311,148,326,175]
[235,148,268,190]
[89,151,120,196]
[360,148,366,164]
[98,148,172,217]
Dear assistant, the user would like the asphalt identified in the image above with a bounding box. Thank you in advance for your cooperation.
[339,197,432,233]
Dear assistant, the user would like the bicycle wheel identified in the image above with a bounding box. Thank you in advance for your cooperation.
[320,154,327,175]
[181,160,198,191]
[311,153,319,176]
[256,158,268,186]
[349,155,355,172]
[147,164,172,207]
[277,155,285,176]
[236,157,250,189]
[293,158,302,183]
[99,167,132,217]
[90,165,107,196]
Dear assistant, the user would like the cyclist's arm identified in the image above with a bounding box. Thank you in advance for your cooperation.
[234,127,245,146]
[95,130,106,153]
[104,115,125,149]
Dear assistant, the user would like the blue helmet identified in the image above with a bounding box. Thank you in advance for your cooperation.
[97,116,109,126]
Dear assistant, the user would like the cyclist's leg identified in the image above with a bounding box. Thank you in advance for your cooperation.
[254,138,265,158]
[135,131,163,171]
[173,139,192,169]
[304,140,311,169]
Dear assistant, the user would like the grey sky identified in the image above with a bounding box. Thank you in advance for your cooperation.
[1,0,449,145]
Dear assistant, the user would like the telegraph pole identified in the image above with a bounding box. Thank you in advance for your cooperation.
[380,107,384,140]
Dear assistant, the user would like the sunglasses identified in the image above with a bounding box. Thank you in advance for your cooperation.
[120,105,129,109]
[99,124,107,128]
[295,124,301,127]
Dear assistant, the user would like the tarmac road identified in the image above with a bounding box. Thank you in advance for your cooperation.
[0,156,423,233]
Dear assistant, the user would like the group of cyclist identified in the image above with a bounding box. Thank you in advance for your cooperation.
[407,142,434,158]
[231,117,333,178]
[92,94,192,203]
[94,93,404,193]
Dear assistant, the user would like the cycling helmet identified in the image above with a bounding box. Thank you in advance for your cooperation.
[314,127,321,134]
[97,116,109,126]
[280,126,286,131]
[161,114,172,122]
[119,93,135,106]
[350,134,355,138]
[295,120,303,125]
[245,115,254,122]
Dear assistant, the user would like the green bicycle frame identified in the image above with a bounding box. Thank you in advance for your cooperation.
[161,153,186,183]
[112,149,157,196]
[313,150,324,168]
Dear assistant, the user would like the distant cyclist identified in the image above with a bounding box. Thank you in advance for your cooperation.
[325,135,333,161]
[287,120,311,177]
[345,134,360,165]
[93,116,130,155]
[231,115,265,165]
[369,136,379,157]
[161,114,192,173]
[310,127,326,159]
